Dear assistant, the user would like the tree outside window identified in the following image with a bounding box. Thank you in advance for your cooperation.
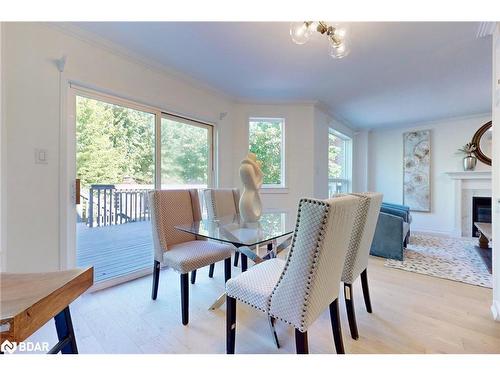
[328,130,352,195]
[248,118,285,187]
[76,96,155,188]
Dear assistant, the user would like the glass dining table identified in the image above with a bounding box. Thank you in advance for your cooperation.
[175,211,294,310]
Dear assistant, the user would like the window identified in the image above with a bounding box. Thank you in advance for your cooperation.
[160,114,213,190]
[328,129,352,195]
[72,87,215,285]
[248,118,285,188]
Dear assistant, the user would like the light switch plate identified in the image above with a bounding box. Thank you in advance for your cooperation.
[35,148,48,164]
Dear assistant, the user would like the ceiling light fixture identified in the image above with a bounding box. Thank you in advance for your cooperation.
[290,22,351,59]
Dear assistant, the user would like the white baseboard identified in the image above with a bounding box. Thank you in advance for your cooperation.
[87,268,152,293]
[491,300,500,321]
[411,228,455,237]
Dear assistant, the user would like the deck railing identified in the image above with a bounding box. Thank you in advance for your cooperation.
[328,178,350,196]
[86,184,152,227]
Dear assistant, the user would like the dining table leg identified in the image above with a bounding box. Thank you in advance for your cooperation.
[241,254,248,272]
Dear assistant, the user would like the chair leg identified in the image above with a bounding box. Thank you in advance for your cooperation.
[241,253,248,272]
[233,252,239,267]
[360,269,372,313]
[209,263,215,278]
[329,299,345,354]
[181,273,189,325]
[268,317,280,348]
[294,329,309,354]
[224,257,232,283]
[191,269,197,285]
[344,283,359,340]
[151,260,160,300]
[226,296,237,354]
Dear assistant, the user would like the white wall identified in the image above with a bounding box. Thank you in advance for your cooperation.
[491,24,500,321]
[353,130,369,192]
[3,23,235,272]
[230,102,357,221]
[231,102,316,218]
[0,22,5,272]
[368,114,491,235]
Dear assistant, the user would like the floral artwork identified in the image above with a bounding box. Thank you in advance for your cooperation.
[403,130,431,212]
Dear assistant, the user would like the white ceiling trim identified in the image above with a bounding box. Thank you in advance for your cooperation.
[365,111,491,132]
[47,22,237,104]
[45,23,356,130]
[476,22,497,38]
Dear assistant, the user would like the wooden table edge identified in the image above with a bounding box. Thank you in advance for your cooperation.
[1,267,94,343]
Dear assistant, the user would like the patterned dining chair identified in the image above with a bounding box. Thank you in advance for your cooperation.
[200,188,240,280]
[341,192,383,340]
[225,195,360,354]
[149,189,233,325]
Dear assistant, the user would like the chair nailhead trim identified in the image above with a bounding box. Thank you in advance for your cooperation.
[267,198,331,331]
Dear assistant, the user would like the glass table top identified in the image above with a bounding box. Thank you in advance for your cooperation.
[175,211,294,247]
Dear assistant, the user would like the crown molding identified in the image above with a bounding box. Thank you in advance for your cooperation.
[46,22,237,104]
[313,100,356,130]
[477,22,497,38]
[365,111,492,131]
[233,97,318,106]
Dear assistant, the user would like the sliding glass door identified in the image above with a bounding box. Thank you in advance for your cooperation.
[160,115,214,216]
[160,114,213,190]
[74,90,214,285]
[75,94,156,284]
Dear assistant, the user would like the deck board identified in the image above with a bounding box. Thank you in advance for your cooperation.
[77,221,153,283]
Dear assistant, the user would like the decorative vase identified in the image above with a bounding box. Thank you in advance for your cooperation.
[239,153,263,223]
[463,155,477,171]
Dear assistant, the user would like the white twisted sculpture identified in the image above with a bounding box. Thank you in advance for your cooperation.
[239,153,263,223]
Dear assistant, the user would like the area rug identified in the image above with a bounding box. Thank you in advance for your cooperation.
[384,234,492,288]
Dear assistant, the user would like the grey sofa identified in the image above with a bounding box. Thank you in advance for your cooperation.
[369,203,411,261]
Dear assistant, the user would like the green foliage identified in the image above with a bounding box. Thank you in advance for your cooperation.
[328,133,342,179]
[76,96,210,189]
[249,120,282,185]
[76,96,154,187]
[161,119,209,185]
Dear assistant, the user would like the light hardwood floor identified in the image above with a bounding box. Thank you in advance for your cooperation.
[24,256,500,354]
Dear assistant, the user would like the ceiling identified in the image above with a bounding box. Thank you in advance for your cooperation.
[70,22,492,129]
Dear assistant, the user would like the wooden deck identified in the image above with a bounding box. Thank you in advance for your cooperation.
[77,221,153,283]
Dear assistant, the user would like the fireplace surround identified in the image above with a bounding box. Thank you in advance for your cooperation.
[446,171,492,237]
[472,196,492,237]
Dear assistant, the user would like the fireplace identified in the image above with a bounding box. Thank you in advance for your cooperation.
[472,196,492,237]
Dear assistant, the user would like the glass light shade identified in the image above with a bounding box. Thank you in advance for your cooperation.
[329,38,350,59]
[333,26,347,40]
[290,22,312,45]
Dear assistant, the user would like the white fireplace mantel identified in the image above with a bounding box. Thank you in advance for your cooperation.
[445,171,492,180]
[445,170,492,237]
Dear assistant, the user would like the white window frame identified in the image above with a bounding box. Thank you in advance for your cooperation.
[328,128,353,194]
[248,117,286,189]
[62,82,218,290]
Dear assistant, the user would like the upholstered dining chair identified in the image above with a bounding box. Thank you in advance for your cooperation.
[149,189,233,325]
[203,188,281,272]
[341,192,383,340]
[225,195,360,354]
[201,188,241,279]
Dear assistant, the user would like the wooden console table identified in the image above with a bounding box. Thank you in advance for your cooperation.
[474,222,492,249]
[0,267,93,354]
